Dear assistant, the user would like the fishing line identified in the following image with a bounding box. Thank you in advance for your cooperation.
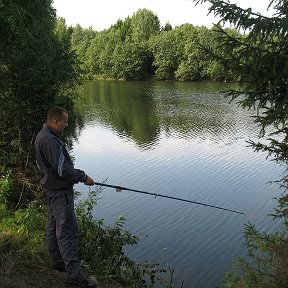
[93,182,245,215]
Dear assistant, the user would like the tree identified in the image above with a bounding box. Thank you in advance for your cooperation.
[130,9,160,42]
[196,0,288,131]
[1,0,55,153]
[175,25,211,81]
[0,0,81,207]
[71,24,97,75]
[193,0,288,286]
[204,27,239,81]
[150,24,199,80]
[85,10,159,80]
[149,28,183,80]
[111,39,148,80]
[161,22,173,32]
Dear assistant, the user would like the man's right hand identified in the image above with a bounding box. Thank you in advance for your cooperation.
[84,175,94,186]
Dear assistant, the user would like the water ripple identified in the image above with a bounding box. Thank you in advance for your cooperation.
[74,81,283,288]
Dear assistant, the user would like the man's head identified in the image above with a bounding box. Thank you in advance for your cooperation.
[47,106,68,133]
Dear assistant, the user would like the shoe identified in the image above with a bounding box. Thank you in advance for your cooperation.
[66,277,98,288]
[48,264,67,272]
[50,264,66,272]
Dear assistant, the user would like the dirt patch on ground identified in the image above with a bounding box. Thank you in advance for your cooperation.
[0,257,123,288]
[0,231,123,288]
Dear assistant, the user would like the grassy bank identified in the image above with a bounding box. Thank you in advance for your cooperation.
[0,172,176,288]
[0,195,129,288]
[0,228,122,288]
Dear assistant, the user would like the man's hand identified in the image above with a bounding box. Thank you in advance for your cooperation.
[84,175,94,186]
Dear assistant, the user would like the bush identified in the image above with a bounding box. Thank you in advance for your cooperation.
[75,187,178,287]
[0,169,11,216]
[221,220,288,288]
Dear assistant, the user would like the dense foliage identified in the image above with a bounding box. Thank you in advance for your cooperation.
[69,8,239,81]
[191,0,288,287]
[0,0,80,207]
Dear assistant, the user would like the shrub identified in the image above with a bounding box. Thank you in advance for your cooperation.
[75,187,178,287]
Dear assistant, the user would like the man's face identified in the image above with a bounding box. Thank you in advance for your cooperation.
[55,112,68,133]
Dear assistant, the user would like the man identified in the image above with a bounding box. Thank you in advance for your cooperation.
[35,106,97,288]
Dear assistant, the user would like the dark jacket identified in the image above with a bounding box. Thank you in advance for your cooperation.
[35,124,86,190]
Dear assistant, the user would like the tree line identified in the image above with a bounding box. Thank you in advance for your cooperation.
[62,8,239,82]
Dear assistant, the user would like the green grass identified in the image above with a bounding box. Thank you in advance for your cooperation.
[0,229,122,288]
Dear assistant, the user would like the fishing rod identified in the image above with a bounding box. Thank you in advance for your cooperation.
[93,182,245,215]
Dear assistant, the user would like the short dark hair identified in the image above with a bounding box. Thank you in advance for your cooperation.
[47,106,68,121]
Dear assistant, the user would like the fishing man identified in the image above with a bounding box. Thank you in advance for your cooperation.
[35,106,97,288]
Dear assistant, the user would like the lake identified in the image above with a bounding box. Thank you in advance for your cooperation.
[73,80,283,287]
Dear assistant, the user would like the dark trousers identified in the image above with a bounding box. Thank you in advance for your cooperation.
[43,188,85,282]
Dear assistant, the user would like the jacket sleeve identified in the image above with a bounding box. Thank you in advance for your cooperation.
[44,137,87,184]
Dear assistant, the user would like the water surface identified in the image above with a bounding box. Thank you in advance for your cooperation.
[73,80,283,287]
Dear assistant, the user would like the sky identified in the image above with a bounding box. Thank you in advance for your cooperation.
[52,0,274,31]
